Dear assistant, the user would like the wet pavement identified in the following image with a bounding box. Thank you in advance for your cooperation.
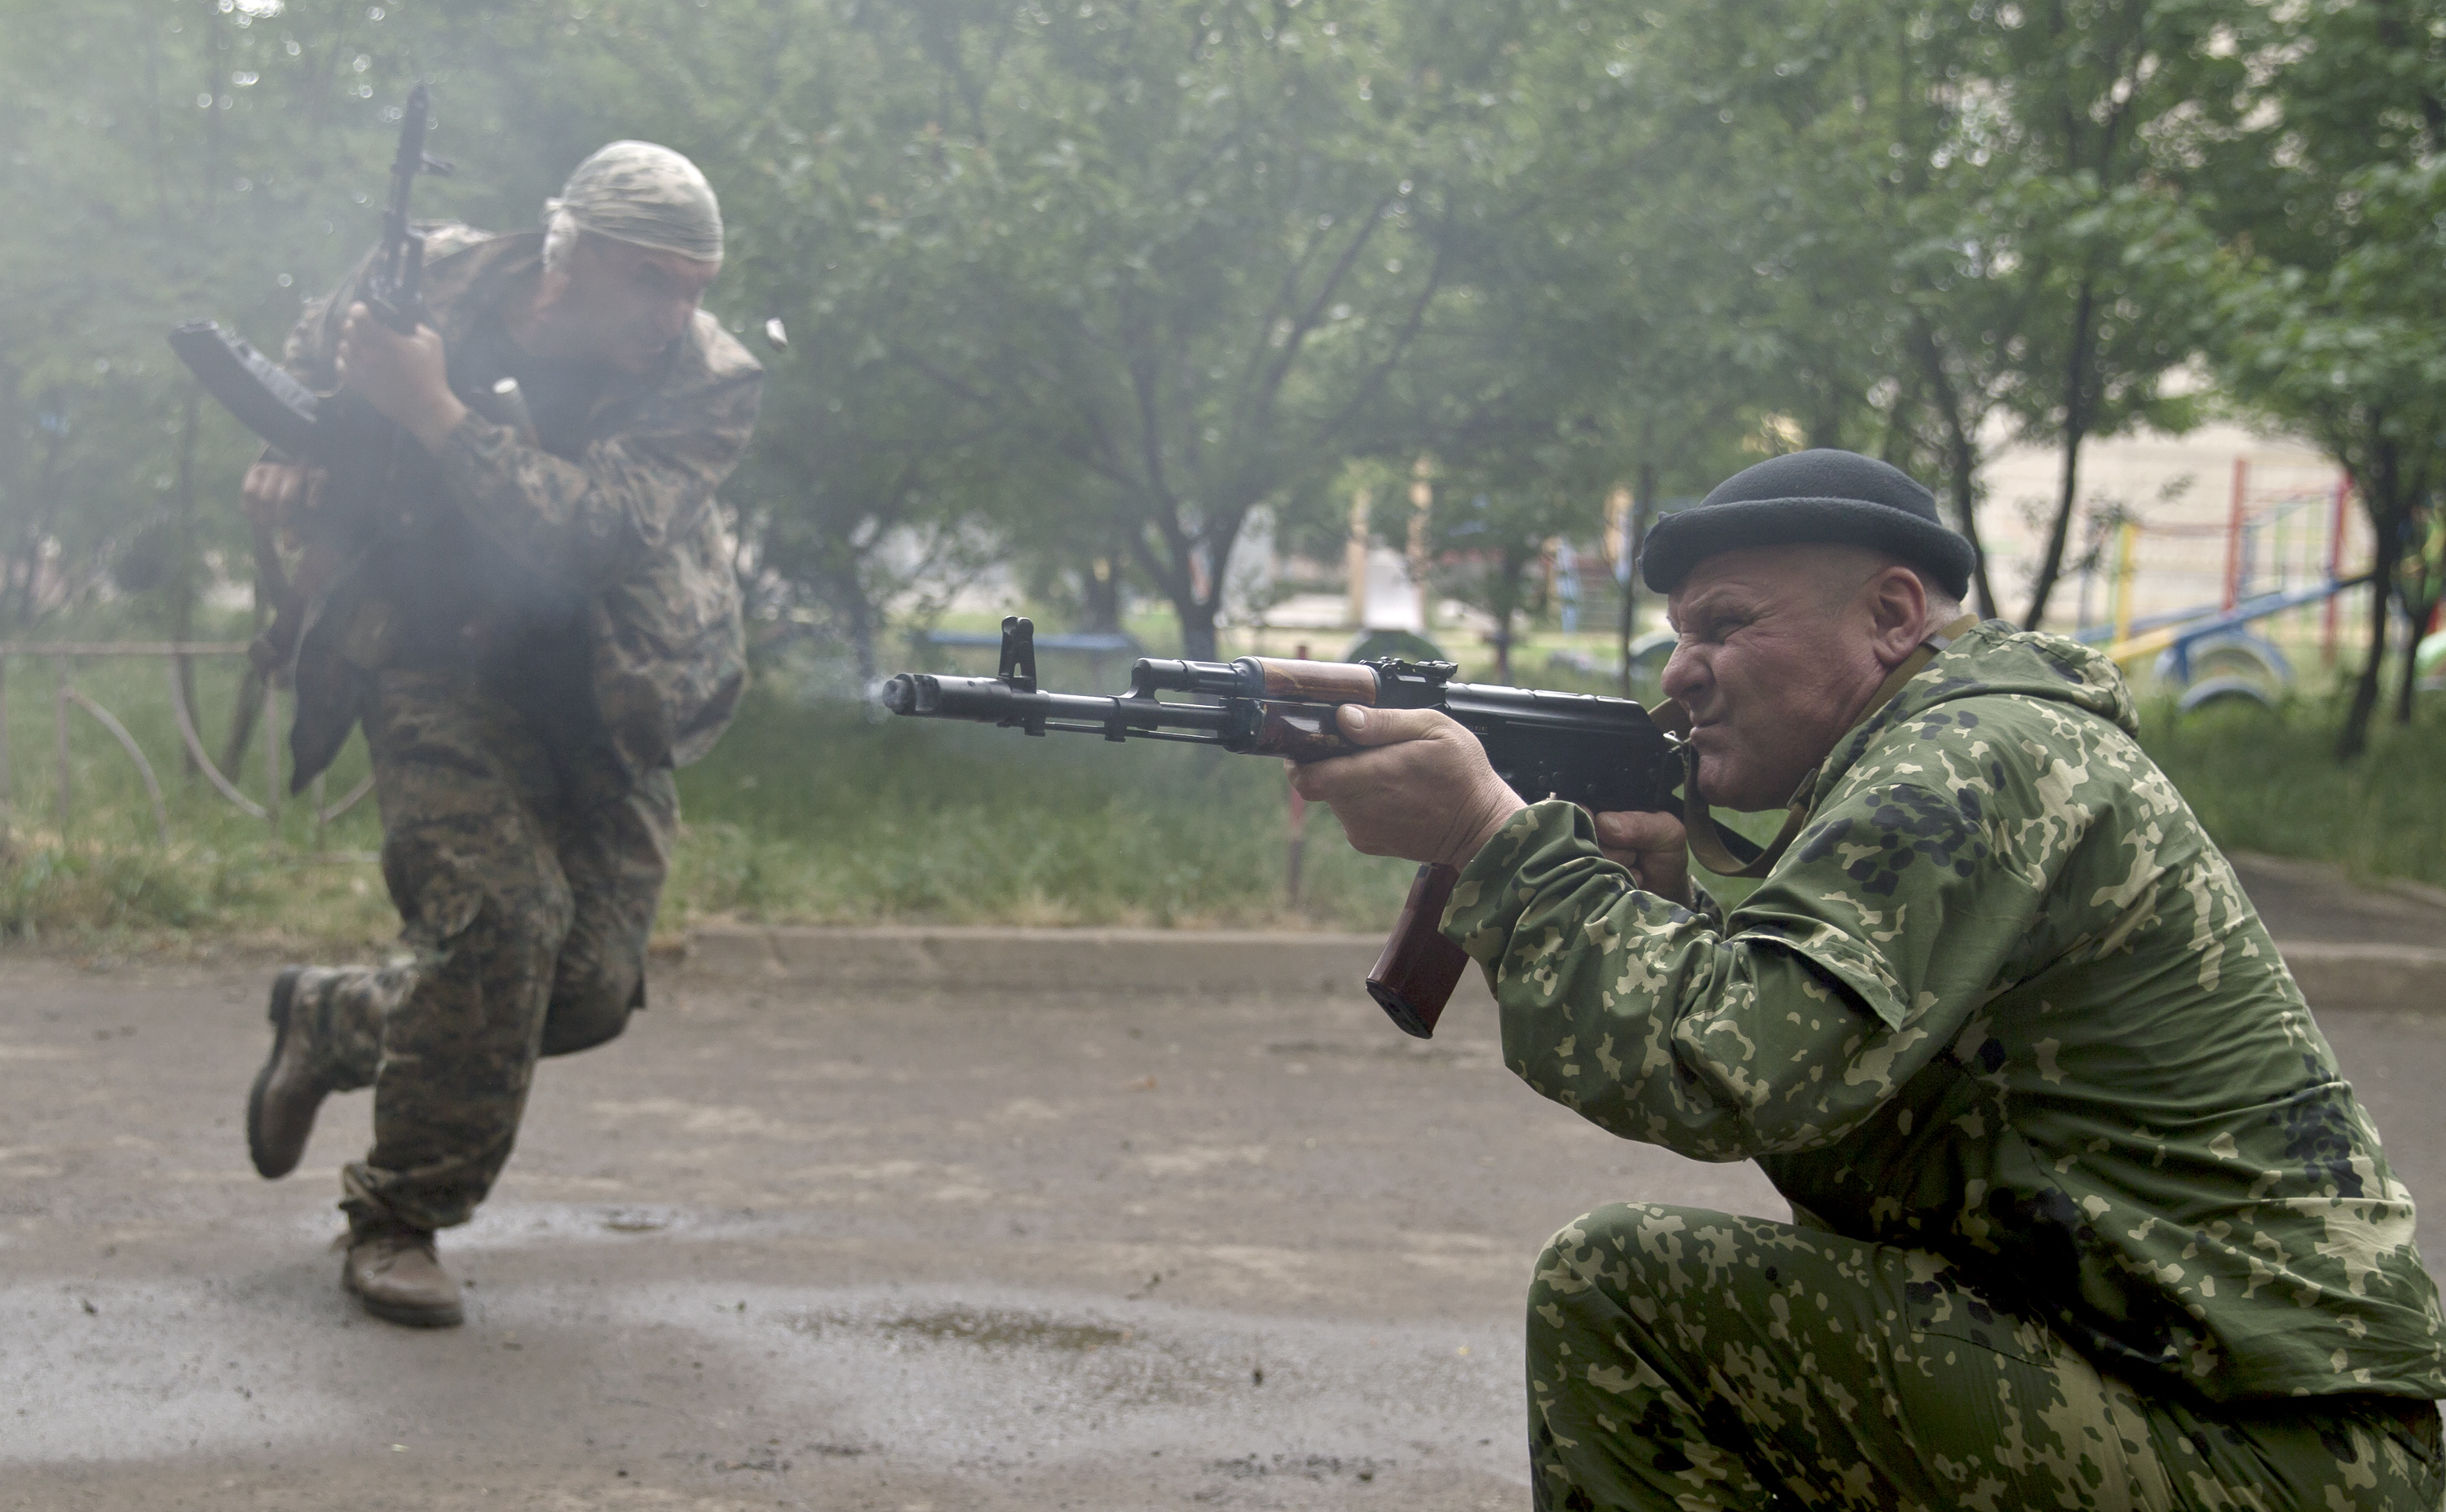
[4,952,2442,1510]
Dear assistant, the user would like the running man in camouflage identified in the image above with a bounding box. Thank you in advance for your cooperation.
[240,142,762,1328]
[1293,449,2446,1508]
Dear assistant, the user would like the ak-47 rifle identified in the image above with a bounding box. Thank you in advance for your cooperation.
[881,618,1771,1038]
[166,84,539,789]
[167,82,460,679]
[167,82,454,472]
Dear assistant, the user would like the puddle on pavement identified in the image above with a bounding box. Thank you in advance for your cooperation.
[1262,1038,1489,1064]
[1210,1452,1383,1483]
[788,1303,1132,1353]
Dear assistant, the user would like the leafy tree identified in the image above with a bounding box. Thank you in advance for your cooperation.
[2210,166,2446,753]
[790,0,1481,661]
[2188,0,2446,756]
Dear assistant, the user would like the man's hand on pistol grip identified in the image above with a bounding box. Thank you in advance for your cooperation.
[1287,704,1525,871]
[336,302,467,454]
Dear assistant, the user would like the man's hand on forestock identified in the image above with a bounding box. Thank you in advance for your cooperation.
[1288,705,1525,871]
[336,302,468,455]
[1596,809,1694,907]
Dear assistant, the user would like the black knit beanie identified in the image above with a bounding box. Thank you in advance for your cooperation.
[1640,449,1976,600]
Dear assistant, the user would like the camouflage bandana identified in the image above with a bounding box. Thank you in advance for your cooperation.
[545,141,723,262]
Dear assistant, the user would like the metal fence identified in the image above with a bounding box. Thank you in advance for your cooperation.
[0,641,372,850]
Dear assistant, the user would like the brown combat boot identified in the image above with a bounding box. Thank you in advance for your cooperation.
[247,966,339,1179]
[342,1221,464,1328]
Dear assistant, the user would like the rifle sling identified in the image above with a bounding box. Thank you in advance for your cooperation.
[1657,615,1979,881]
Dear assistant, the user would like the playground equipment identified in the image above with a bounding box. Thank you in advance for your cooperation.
[2077,461,2369,710]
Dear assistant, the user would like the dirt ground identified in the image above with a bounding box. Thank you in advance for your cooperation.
[3,950,2441,1510]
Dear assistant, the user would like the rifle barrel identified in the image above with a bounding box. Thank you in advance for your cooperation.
[879,673,1235,734]
[389,83,430,219]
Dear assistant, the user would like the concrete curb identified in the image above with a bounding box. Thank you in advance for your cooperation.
[681,925,2439,1015]
[2276,943,2446,1016]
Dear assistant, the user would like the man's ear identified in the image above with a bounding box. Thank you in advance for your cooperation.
[1863,566,1929,668]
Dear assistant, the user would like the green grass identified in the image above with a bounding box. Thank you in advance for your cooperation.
[0,642,1422,948]
[4,620,2441,951]
[0,644,397,946]
[2142,690,2446,892]
[664,682,1418,932]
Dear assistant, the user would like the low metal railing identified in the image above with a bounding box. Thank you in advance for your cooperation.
[0,641,372,849]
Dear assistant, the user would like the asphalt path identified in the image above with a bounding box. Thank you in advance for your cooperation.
[2,954,2442,1510]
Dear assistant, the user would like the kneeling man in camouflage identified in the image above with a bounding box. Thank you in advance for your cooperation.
[1294,449,2444,1509]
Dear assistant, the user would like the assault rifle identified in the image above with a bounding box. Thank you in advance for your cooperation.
[165,84,536,789]
[166,83,461,703]
[168,82,454,469]
[881,618,1772,1038]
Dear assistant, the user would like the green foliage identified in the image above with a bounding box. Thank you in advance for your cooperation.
[2188,0,2446,751]
[8,0,2444,946]
[5,648,2440,947]
[2,0,2403,655]
[0,844,219,935]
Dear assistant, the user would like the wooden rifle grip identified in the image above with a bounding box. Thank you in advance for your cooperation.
[1367,862,1468,1038]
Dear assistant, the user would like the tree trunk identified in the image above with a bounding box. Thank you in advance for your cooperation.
[1946,436,1999,621]
[1490,541,1534,685]
[2339,568,2392,760]
[2395,588,2433,726]
[1177,598,1221,663]
[222,564,273,777]
[2022,277,2099,630]
[2389,468,2439,726]
[1914,326,2000,619]
[2338,436,2406,760]
[1617,463,1657,697]
[170,390,202,774]
[1128,502,1241,664]
[222,668,267,779]
[845,571,880,685]
[1081,557,1123,635]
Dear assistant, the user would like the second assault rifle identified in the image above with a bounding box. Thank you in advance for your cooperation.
[165,84,531,789]
[166,82,460,788]
[167,79,455,474]
[881,618,1773,1038]
[168,81,453,463]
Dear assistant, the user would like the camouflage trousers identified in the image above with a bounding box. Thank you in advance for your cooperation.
[1529,1204,2445,1511]
[289,666,678,1234]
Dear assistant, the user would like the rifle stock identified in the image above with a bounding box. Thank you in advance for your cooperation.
[882,617,1690,1038]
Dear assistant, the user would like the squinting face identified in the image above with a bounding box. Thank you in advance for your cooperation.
[544,236,722,374]
[1659,546,1895,811]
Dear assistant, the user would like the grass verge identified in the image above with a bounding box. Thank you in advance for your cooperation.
[2141,692,2446,893]
[3,642,2439,953]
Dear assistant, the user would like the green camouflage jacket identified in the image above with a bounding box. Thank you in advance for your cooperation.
[280,225,761,777]
[1446,622,2446,1402]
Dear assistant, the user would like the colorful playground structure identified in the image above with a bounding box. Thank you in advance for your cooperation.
[2074,459,2443,710]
